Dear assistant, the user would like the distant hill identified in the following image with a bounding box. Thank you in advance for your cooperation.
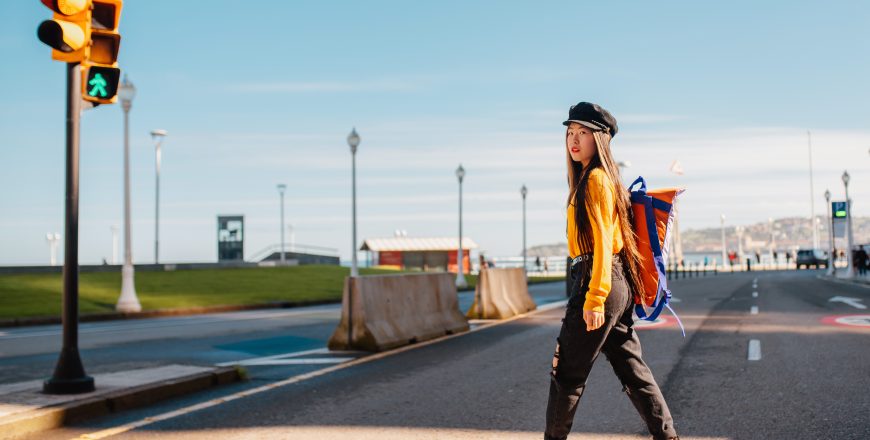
[527,243,569,257]
[527,216,869,256]
[682,216,869,252]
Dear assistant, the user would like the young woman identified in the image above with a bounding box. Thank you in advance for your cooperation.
[544,102,679,440]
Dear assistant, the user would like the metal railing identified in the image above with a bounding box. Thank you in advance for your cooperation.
[248,242,339,263]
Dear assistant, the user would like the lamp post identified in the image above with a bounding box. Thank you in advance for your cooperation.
[116,75,141,313]
[807,131,820,249]
[521,184,528,274]
[824,189,834,275]
[617,160,631,184]
[347,128,360,277]
[843,171,854,278]
[46,232,60,266]
[150,129,167,264]
[455,164,467,288]
[720,214,727,271]
[768,217,775,267]
[277,184,287,264]
[110,226,118,265]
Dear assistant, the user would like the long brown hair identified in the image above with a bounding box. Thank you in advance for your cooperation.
[566,130,644,298]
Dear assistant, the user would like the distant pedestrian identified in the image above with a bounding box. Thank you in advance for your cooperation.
[546,102,678,440]
[755,251,761,264]
[855,247,867,276]
[536,256,542,271]
[544,259,549,273]
[785,251,791,266]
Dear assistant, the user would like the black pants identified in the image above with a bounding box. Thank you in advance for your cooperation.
[544,255,677,440]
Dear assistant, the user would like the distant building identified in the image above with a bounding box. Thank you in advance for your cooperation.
[360,237,478,274]
[217,215,244,262]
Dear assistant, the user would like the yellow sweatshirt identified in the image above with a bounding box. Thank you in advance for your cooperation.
[567,168,624,313]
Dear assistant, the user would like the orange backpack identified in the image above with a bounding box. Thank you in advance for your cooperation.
[629,176,685,336]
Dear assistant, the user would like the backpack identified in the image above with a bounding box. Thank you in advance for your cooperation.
[628,176,686,336]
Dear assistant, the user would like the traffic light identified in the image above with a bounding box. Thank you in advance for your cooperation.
[37,0,91,62]
[37,0,124,104]
[81,0,123,104]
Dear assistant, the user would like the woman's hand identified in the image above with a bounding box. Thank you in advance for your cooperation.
[583,310,605,332]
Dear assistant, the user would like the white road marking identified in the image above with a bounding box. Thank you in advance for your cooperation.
[752,291,758,298]
[234,357,355,366]
[828,296,867,309]
[75,300,571,439]
[748,339,761,361]
[750,306,759,315]
[215,347,333,367]
[832,315,870,327]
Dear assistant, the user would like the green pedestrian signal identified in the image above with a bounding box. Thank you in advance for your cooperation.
[88,73,108,97]
[832,201,848,218]
[82,65,120,103]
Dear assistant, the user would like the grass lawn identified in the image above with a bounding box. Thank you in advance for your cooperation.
[0,265,564,320]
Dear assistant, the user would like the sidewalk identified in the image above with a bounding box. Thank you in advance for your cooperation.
[0,364,241,440]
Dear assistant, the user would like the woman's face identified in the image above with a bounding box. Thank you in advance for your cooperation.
[566,122,597,166]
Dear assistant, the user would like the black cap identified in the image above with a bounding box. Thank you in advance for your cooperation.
[562,102,618,137]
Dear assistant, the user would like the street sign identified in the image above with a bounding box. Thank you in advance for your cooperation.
[832,201,848,238]
[832,201,848,219]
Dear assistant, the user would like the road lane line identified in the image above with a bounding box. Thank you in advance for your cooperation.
[215,347,335,367]
[748,339,761,361]
[750,306,759,315]
[75,300,570,439]
[752,291,758,298]
[235,357,355,366]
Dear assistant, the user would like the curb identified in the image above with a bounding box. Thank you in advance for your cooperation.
[0,366,242,440]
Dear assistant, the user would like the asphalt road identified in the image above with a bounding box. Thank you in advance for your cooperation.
[9,270,870,439]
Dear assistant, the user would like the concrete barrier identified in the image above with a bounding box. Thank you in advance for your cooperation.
[327,273,469,352]
[466,268,536,319]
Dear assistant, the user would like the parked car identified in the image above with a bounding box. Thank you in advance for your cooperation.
[795,249,828,269]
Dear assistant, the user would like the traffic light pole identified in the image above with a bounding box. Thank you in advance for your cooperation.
[44,62,95,394]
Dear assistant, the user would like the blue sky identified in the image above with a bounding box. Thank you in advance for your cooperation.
[1,1,868,265]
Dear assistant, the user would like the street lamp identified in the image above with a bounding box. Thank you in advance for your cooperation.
[116,75,141,313]
[720,214,726,271]
[824,189,834,275]
[348,128,360,277]
[455,164,467,288]
[807,131,820,250]
[110,226,118,265]
[520,184,528,274]
[277,184,287,265]
[842,170,854,278]
[46,232,60,266]
[150,129,167,264]
[768,217,775,267]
